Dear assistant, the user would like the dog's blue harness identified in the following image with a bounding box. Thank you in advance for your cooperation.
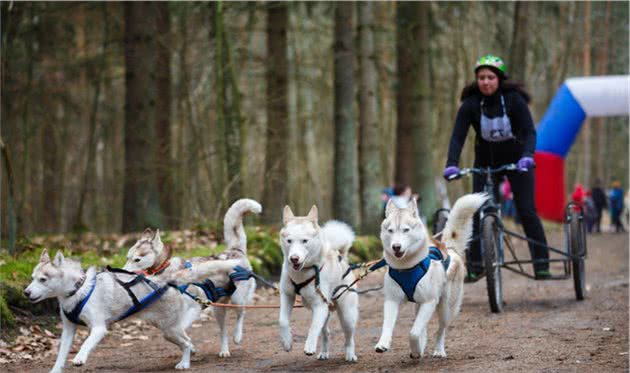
[174,265,253,305]
[62,267,170,325]
[387,247,450,302]
[62,276,97,325]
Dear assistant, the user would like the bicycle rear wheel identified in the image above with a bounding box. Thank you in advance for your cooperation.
[482,216,503,313]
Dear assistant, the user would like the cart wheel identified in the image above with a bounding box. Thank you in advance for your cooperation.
[569,210,586,300]
[482,216,503,313]
[433,209,449,235]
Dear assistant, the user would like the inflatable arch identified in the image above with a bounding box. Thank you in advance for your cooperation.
[534,75,630,221]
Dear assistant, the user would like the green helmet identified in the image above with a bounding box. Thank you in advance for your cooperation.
[475,54,507,78]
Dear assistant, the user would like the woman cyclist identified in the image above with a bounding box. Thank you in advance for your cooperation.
[443,54,550,280]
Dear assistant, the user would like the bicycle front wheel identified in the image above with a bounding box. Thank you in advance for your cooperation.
[482,216,503,313]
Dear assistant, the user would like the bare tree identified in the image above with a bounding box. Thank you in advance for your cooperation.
[333,2,359,227]
[261,2,289,224]
[358,2,382,233]
[509,2,530,82]
[395,2,437,216]
[122,2,164,232]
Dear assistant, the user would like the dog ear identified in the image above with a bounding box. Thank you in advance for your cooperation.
[40,249,51,263]
[153,229,163,246]
[306,205,318,223]
[385,199,397,218]
[283,205,295,225]
[142,228,153,240]
[408,197,420,218]
[53,251,65,267]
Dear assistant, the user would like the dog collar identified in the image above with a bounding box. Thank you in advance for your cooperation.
[290,264,324,295]
[63,275,97,325]
[140,260,171,276]
[66,275,86,297]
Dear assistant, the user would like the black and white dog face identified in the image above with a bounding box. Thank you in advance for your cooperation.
[124,228,163,272]
[380,198,427,262]
[280,205,323,271]
[24,250,84,303]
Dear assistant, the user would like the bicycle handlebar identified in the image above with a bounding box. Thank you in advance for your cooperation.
[447,163,527,181]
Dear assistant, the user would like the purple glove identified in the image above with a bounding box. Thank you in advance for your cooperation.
[517,156,535,172]
[443,166,460,181]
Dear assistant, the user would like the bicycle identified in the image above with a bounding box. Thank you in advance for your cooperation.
[433,163,587,313]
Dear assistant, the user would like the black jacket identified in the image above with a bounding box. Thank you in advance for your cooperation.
[591,187,608,210]
[446,89,536,168]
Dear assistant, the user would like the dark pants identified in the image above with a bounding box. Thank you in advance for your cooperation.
[594,207,604,233]
[468,169,549,273]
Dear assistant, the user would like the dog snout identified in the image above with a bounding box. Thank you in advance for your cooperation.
[24,289,31,298]
[289,255,300,264]
[392,244,402,253]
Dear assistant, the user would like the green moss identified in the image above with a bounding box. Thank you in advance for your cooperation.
[0,290,15,329]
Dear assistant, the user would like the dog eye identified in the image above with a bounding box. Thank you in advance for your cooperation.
[302,239,308,244]
[39,278,47,283]
[387,229,394,233]
[134,258,141,263]
[403,228,410,233]
[287,239,292,244]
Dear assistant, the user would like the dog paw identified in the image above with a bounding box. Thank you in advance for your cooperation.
[233,333,243,345]
[409,352,423,359]
[432,349,447,358]
[374,344,388,353]
[345,352,358,362]
[72,356,86,366]
[317,352,329,360]
[280,331,292,352]
[175,360,190,370]
[190,345,197,355]
[218,350,231,358]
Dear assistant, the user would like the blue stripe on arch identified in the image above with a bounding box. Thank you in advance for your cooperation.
[535,84,586,158]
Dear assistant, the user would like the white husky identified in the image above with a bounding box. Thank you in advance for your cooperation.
[123,198,261,357]
[375,193,488,358]
[24,249,237,372]
[278,205,359,362]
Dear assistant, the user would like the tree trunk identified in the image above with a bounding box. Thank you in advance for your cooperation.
[396,2,437,216]
[261,2,288,224]
[581,1,592,187]
[595,1,611,182]
[509,2,530,82]
[155,2,177,228]
[333,2,359,227]
[358,2,382,234]
[122,2,164,232]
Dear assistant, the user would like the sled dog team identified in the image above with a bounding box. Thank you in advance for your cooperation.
[25,193,488,372]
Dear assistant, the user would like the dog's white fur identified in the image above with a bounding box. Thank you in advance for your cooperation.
[278,205,359,362]
[24,250,236,372]
[375,193,488,358]
[123,198,261,357]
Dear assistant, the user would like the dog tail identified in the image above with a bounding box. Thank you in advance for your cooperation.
[321,220,355,259]
[169,258,242,285]
[441,193,489,256]
[224,199,262,254]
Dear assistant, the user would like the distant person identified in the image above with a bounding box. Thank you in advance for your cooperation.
[609,180,626,233]
[500,178,516,219]
[590,178,608,233]
[583,190,597,234]
[571,183,585,207]
[390,184,418,209]
[443,54,550,279]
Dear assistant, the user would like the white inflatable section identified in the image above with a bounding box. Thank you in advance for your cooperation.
[565,75,630,117]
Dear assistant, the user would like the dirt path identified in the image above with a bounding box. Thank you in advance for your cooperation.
[6,230,629,372]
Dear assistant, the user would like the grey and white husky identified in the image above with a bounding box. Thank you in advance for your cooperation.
[123,198,261,357]
[278,205,359,362]
[24,249,237,372]
[375,193,488,359]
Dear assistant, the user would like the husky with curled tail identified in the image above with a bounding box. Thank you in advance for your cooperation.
[278,206,359,362]
[375,193,488,359]
[124,198,262,358]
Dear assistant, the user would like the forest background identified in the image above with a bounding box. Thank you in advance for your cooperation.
[1,1,628,248]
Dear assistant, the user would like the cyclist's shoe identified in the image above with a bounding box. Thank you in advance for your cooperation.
[535,269,552,280]
[465,270,484,283]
